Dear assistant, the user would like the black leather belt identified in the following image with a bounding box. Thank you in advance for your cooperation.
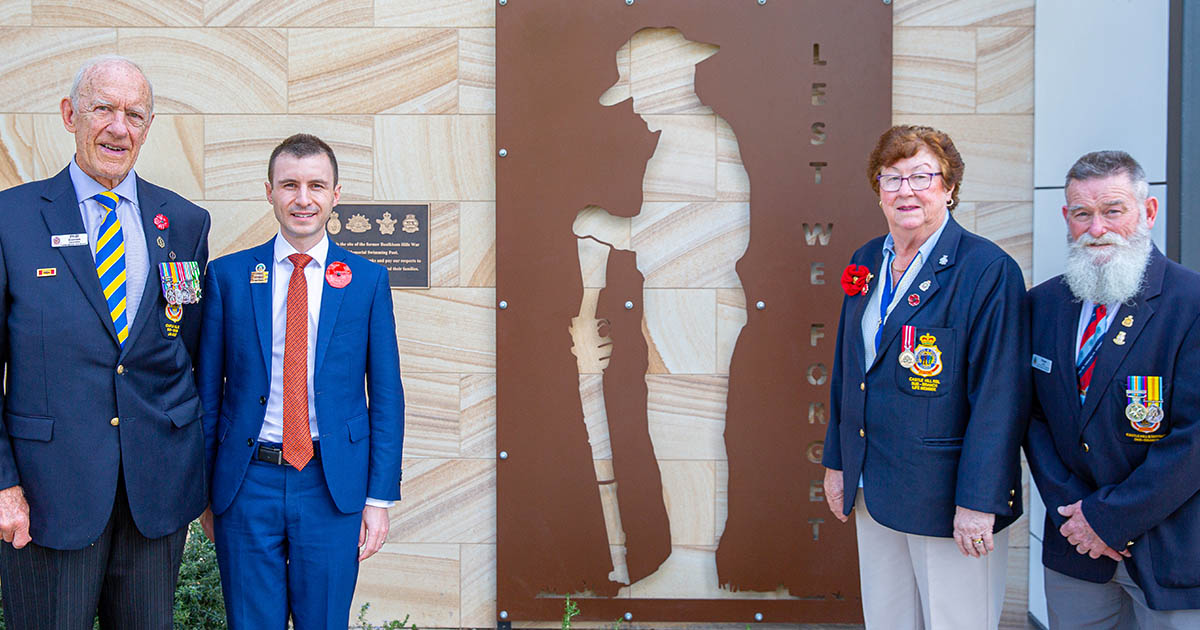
[255,441,320,466]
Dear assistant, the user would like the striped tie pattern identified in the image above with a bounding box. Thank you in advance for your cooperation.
[93,191,130,346]
[1076,303,1107,402]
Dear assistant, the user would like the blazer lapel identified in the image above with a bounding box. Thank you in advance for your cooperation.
[1049,279,1083,425]
[121,177,171,355]
[868,216,961,373]
[38,169,118,345]
[250,241,275,380]
[313,243,348,375]
[848,246,882,375]
[1078,250,1165,432]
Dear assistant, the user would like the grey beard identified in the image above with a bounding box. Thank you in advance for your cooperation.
[1063,220,1153,305]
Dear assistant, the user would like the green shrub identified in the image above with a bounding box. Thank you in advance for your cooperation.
[173,521,227,629]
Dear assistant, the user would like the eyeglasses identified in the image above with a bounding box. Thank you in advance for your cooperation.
[876,172,942,192]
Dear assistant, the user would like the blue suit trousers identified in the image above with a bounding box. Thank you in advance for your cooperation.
[214,454,361,630]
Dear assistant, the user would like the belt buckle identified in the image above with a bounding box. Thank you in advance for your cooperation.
[258,444,285,466]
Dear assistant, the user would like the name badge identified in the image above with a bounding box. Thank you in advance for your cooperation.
[51,233,88,247]
[1032,354,1052,374]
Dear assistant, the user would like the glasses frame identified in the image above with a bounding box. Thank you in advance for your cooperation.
[876,171,943,192]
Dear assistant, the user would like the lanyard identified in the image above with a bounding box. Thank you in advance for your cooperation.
[875,251,916,352]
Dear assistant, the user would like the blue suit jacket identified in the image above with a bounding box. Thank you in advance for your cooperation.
[0,167,210,549]
[197,237,404,515]
[823,215,1029,537]
[1026,248,1200,610]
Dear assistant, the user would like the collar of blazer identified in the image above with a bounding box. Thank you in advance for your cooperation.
[853,213,964,374]
[249,237,352,381]
[40,167,174,356]
[1074,247,1166,432]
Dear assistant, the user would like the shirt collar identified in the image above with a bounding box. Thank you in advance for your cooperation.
[881,211,950,264]
[68,157,140,209]
[273,231,329,269]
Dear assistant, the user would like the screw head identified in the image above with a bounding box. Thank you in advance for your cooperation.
[499,611,509,620]
[755,613,764,622]
[625,0,634,4]
[498,300,508,310]
[757,0,766,4]
[883,0,891,4]
[623,612,633,621]
[756,300,766,310]
[498,0,506,4]
[499,451,509,460]
[498,148,508,157]
[624,300,634,310]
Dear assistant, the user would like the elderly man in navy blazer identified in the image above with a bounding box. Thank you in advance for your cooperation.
[197,133,404,629]
[0,56,211,628]
[1026,150,1200,628]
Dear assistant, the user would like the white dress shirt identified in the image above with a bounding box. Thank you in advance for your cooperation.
[260,233,327,443]
[69,158,149,327]
[260,232,391,508]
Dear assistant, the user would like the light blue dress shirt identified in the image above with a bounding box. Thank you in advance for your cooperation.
[860,212,950,369]
[68,159,149,327]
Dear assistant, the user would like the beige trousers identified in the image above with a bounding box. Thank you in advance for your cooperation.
[855,493,1008,630]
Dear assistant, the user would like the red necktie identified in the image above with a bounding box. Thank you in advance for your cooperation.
[283,253,314,471]
[1077,303,1107,397]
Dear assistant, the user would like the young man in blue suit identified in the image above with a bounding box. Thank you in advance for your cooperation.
[1026,151,1200,628]
[0,56,211,628]
[197,134,405,629]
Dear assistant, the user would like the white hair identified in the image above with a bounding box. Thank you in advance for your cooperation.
[69,55,154,114]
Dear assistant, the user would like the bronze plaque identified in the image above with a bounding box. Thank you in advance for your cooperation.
[497,0,890,623]
[327,203,429,289]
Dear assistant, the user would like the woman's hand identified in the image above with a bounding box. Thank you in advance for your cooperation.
[953,506,996,558]
[823,467,849,523]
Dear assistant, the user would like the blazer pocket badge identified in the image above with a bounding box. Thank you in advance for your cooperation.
[907,330,943,393]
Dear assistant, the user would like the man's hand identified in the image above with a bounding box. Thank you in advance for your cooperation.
[1058,501,1130,561]
[823,467,849,523]
[953,506,996,558]
[199,506,215,543]
[0,486,32,549]
[358,505,390,561]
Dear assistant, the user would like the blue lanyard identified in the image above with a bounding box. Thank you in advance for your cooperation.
[875,252,916,352]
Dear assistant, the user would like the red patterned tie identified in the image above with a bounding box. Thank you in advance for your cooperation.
[283,253,314,471]
[1077,304,1107,397]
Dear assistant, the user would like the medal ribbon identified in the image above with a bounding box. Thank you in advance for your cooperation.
[1147,376,1161,405]
[1126,375,1145,405]
[902,325,915,354]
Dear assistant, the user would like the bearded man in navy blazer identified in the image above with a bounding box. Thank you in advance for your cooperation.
[197,133,404,629]
[1026,151,1200,628]
[0,56,211,628]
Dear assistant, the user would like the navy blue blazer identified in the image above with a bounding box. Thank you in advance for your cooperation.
[197,238,405,516]
[1026,248,1200,610]
[0,167,210,549]
[823,215,1029,537]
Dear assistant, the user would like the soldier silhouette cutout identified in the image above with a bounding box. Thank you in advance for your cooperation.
[570,27,752,596]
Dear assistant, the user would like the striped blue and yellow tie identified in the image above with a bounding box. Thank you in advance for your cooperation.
[93,191,129,346]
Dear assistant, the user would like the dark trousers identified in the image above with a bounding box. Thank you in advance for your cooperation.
[214,455,361,630]
[0,476,187,630]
